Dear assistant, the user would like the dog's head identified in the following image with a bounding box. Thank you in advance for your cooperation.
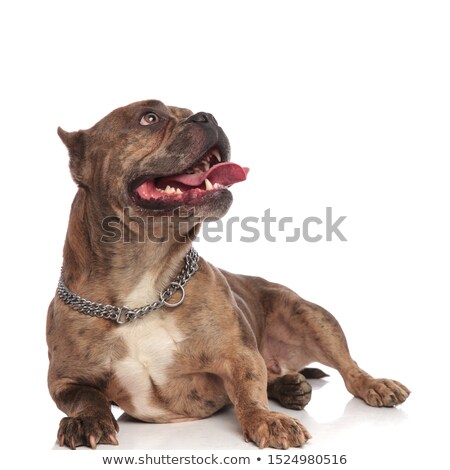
[58,100,248,221]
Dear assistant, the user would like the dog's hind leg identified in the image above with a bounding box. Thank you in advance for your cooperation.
[261,288,410,408]
[267,372,312,410]
[266,367,328,409]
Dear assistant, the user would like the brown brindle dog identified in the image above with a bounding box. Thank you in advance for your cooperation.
[47,100,410,450]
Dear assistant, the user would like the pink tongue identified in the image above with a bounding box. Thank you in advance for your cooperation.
[157,162,249,188]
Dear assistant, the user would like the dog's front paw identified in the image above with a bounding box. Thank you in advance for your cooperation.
[242,410,311,449]
[358,378,411,407]
[268,373,312,410]
[58,415,119,449]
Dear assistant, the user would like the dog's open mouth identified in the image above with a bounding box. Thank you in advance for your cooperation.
[131,148,249,208]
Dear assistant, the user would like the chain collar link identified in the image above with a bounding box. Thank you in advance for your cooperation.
[57,247,199,324]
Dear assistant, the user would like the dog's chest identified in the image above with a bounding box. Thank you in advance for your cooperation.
[123,271,160,308]
[112,312,184,420]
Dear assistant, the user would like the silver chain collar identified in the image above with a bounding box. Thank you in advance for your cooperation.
[57,247,199,324]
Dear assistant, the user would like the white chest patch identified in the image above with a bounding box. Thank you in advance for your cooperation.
[123,271,159,309]
[113,311,185,420]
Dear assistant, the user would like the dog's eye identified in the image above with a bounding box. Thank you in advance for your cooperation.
[140,113,159,126]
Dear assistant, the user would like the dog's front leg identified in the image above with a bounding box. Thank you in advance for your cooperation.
[217,349,311,449]
[52,383,118,449]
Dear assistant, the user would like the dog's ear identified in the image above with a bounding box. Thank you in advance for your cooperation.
[58,127,88,185]
[57,127,85,160]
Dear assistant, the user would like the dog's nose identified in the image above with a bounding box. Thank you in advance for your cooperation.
[187,112,218,125]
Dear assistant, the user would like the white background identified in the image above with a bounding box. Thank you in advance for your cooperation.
[1,1,449,468]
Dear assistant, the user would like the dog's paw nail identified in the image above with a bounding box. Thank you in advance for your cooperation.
[70,437,77,450]
[109,434,119,446]
[259,438,267,448]
[89,435,98,449]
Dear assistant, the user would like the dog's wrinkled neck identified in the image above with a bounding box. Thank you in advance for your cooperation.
[62,189,194,307]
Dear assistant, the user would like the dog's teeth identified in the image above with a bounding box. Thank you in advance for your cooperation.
[212,149,222,163]
[205,178,213,191]
[194,168,203,174]
[213,183,223,189]
[164,185,176,194]
[203,162,210,172]
[175,188,183,194]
